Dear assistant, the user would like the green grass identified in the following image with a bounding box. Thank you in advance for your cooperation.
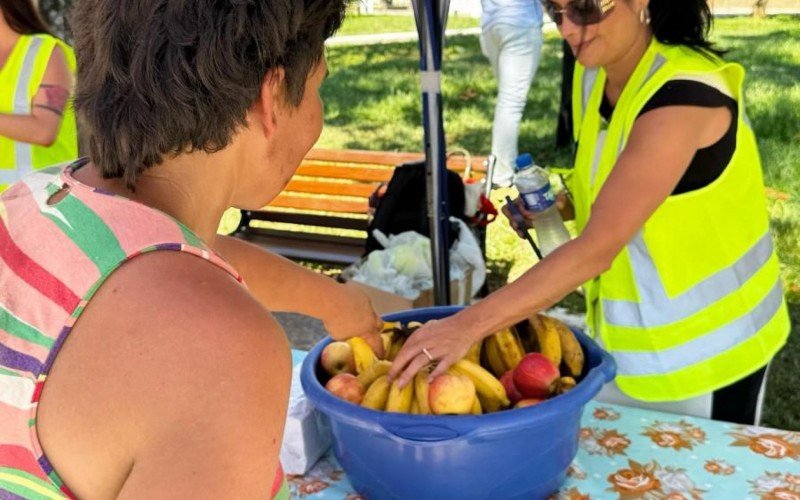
[219,16,800,429]
[336,14,479,37]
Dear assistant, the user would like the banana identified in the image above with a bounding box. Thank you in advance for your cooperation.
[553,319,585,377]
[477,393,504,413]
[493,328,525,372]
[380,333,394,358]
[348,337,377,374]
[385,379,415,413]
[483,335,508,377]
[528,314,546,351]
[532,315,562,367]
[382,321,402,333]
[410,399,420,414]
[413,370,432,415]
[451,359,510,409]
[361,375,390,410]
[465,340,482,364]
[471,395,483,415]
[557,376,577,394]
[387,335,405,361]
[357,359,392,387]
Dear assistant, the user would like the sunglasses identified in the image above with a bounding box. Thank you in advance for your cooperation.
[542,0,616,26]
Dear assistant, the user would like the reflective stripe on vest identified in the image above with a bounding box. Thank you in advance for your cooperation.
[604,230,775,328]
[0,37,44,185]
[581,67,599,122]
[610,279,784,376]
[584,55,667,187]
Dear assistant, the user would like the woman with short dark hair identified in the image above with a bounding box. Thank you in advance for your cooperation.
[0,0,77,191]
[391,0,789,426]
[0,0,380,497]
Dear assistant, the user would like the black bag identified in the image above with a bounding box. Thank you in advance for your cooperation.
[364,160,466,255]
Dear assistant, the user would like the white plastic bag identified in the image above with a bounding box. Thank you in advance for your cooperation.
[279,364,332,475]
[449,217,486,297]
[347,218,486,302]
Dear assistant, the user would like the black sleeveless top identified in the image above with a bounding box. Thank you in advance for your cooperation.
[600,80,738,195]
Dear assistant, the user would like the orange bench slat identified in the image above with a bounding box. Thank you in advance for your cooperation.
[285,179,376,198]
[295,164,394,183]
[305,148,488,174]
[267,194,369,214]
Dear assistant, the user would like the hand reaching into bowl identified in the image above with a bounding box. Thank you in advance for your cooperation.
[388,314,482,388]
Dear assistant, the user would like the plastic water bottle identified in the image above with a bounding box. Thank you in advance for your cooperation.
[513,153,571,256]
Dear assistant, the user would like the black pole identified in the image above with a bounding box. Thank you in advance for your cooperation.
[556,40,575,149]
[412,0,451,305]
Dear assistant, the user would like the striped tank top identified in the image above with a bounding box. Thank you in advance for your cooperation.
[0,160,289,499]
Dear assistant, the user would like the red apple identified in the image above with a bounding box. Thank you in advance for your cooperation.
[513,353,560,399]
[500,370,523,405]
[321,341,356,376]
[515,398,545,409]
[325,373,365,405]
[428,372,476,415]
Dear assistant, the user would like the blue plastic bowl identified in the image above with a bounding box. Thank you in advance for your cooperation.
[301,306,616,499]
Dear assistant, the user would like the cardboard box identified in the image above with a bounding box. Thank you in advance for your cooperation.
[343,268,472,316]
[412,267,473,308]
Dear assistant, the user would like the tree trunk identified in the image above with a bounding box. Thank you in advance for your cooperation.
[753,0,768,18]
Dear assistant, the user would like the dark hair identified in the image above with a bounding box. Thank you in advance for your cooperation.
[71,0,348,188]
[648,0,724,57]
[0,0,52,36]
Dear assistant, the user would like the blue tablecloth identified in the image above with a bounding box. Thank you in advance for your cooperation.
[287,351,800,499]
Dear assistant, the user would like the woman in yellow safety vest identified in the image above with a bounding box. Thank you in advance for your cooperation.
[0,0,77,191]
[390,0,790,425]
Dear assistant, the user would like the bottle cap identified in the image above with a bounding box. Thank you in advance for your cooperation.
[514,153,534,171]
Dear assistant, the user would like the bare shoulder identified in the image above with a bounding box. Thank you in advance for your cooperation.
[630,104,731,152]
[39,250,291,498]
[41,43,73,86]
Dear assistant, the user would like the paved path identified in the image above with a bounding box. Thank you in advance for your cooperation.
[326,27,482,47]
[274,312,328,351]
[328,10,800,47]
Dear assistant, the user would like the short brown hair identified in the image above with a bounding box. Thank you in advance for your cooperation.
[71,0,347,188]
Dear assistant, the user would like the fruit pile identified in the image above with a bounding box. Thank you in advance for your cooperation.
[320,314,585,415]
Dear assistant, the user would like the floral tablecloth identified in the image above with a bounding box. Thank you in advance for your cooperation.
[287,354,800,499]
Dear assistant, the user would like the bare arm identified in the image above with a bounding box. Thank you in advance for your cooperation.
[390,103,732,384]
[0,45,72,146]
[214,235,383,352]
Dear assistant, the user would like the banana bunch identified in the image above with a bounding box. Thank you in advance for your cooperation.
[329,315,585,415]
[360,368,429,414]
[358,360,507,416]
[380,321,424,362]
[451,359,510,412]
[482,328,525,378]
[527,314,585,378]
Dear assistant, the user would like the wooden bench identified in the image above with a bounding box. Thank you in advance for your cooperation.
[233,148,488,264]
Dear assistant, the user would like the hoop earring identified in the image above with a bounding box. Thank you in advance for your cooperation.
[639,7,651,25]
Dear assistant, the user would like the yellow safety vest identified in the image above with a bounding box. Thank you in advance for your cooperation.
[0,34,77,191]
[570,39,790,402]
